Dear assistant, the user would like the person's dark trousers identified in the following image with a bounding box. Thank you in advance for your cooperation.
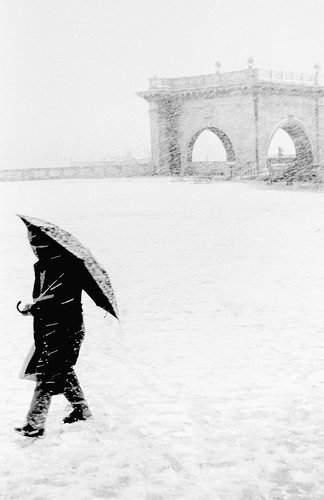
[26,369,89,429]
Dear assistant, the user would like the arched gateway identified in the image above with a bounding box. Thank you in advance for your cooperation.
[137,66,324,176]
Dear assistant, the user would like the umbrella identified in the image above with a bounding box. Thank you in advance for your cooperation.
[17,214,119,319]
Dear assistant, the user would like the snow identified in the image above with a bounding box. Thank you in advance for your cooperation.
[1,177,324,499]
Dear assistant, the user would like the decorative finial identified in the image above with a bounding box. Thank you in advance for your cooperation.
[314,64,320,85]
[149,75,158,89]
[247,56,254,69]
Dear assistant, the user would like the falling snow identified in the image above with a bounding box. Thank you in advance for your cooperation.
[1,177,324,499]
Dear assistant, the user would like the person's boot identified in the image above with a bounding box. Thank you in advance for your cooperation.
[15,423,45,438]
[63,406,92,424]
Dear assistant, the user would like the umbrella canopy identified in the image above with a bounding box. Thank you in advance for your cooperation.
[18,214,119,319]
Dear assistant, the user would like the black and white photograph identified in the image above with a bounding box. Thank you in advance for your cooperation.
[1,0,324,498]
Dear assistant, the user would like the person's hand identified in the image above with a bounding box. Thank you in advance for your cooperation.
[23,303,34,315]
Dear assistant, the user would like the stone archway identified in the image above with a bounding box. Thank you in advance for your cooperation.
[185,127,236,177]
[187,127,236,164]
[138,67,324,176]
[267,118,313,170]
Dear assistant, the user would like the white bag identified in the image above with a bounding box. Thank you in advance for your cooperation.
[19,344,37,381]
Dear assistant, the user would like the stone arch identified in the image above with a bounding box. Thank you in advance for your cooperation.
[267,118,313,168]
[187,127,236,165]
[139,69,324,176]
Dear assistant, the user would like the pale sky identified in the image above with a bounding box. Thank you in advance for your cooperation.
[1,0,323,169]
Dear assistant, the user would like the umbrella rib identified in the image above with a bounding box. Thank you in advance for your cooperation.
[35,273,65,303]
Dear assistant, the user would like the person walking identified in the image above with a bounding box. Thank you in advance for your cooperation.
[15,216,118,438]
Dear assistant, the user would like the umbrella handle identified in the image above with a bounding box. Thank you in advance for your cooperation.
[16,301,31,315]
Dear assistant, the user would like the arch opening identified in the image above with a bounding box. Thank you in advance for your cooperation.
[187,127,236,177]
[267,120,314,182]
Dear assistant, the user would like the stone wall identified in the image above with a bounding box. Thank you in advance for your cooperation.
[0,162,153,182]
[189,161,234,177]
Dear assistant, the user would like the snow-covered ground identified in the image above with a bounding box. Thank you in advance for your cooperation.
[1,177,324,499]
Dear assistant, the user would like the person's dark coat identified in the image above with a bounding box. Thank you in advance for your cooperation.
[21,227,112,394]
[24,252,91,394]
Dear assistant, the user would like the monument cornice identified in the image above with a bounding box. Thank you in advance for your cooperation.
[137,82,324,103]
